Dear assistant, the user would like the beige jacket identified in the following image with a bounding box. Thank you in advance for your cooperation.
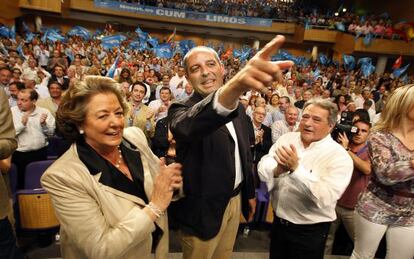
[41,127,169,259]
[37,97,58,118]
[0,88,17,219]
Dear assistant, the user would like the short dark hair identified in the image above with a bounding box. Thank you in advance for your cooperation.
[131,81,147,95]
[0,66,11,73]
[159,86,171,94]
[9,81,25,90]
[280,96,291,103]
[20,88,38,101]
[353,119,371,128]
[47,80,63,89]
[353,109,370,122]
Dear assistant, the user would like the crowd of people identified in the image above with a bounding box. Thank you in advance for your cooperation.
[115,0,407,39]
[0,21,413,259]
[119,0,297,19]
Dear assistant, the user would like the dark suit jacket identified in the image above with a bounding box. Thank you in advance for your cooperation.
[251,124,272,163]
[168,91,255,240]
[151,117,169,158]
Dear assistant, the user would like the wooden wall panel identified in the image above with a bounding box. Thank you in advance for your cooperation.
[304,29,337,43]
[19,0,61,13]
[0,0,21,20]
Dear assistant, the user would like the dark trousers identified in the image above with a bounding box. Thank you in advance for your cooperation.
[270,215,331,259]
[11,147,47,189]
[0,217,24,259]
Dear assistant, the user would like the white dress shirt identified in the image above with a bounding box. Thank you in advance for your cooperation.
[270,120,299,144]
[169,74,188,98]
[148,99,169,122]
[11,106,55,152]
[258,132,353,224]
[213,89,243,189]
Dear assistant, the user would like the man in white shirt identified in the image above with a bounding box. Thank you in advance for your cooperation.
[270,96,290,122]
[7,81,25,108]
[11,89,55,189]
[22,72,50,99]
[148,87,171,122]
[270,105,299,144]
[34,43,50,69]
[258,98,353,259]
[169,65,188,97]
[175,82,194,101]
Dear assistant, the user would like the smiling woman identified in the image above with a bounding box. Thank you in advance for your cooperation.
[40,76,182,259]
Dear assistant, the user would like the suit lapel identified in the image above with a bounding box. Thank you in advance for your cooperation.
[90,173,148,207]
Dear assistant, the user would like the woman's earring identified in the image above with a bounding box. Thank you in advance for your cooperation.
[79,129,84,134]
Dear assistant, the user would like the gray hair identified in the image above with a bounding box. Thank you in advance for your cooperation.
[303,98,338,126]
[182,46,221,73]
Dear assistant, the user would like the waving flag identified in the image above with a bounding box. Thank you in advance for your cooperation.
[135,27,148,42]
[361,63,376,77]
[393,64,410,78]
[357,57,372,67]
[101,35,127,49]
[166,27,176,43]
[392,56,402,69]
[129,40,147,51]
[147,37,159,48]
[363,33,373,47]
[106,54,120,78]
[41,28,65,43]
[318,54,329,66]
[67,26,91,40]
[0,26,10,38]
[343,55,356,71]
[154,43,173,59]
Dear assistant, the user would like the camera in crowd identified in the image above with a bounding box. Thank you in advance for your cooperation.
[331,111,359,142]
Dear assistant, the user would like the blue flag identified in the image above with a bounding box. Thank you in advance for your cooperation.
[363,33,373,47]
[22,22,31,33]
[106,54,120,78]
[361,63,376,77]
[101,35,127,49]
[154,43,173,59]
[0,26,10,38]
[26,32,35,42]
[41,28,65,43]
[9,26,16,40]
[16,43,24,58]
[67,26,91,40]
[335,22,346,32]
[318,54,329,66]
[178,40,196,56]
[93,29,104,39]
[357,57,372,67]
[147,37,159,48]
[393,64,410,78]
[343,55,356,71]
[135,27,148,42]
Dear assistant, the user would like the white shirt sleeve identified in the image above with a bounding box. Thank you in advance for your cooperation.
[288,149,353,208]
[212,88,238,116]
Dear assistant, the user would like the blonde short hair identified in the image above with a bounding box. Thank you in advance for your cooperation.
[373,84,414,132]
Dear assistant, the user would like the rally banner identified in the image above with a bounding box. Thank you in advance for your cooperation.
[94,0,273,27]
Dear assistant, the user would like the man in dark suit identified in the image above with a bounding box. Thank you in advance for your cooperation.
[251,106,272,186]
[49,65,70,90]
[168,35,293,258]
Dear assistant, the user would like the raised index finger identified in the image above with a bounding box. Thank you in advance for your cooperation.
[256,35,285,61]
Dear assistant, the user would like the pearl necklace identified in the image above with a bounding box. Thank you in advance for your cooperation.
[114,146,123,168]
